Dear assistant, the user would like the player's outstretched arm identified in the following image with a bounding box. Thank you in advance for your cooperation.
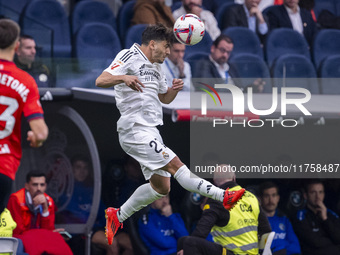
[27,118,48,148]
[158,78,183,104]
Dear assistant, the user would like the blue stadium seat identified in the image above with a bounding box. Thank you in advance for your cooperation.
[319,55,340,94]
[222,27,263,59]
[185,51,210,77]
[229,53,272,92]
[0,0,29,22]
[75,22,121,71]
[20,0,71,58]
[124,24,147,48]
[184,32,213,59]
[215,3,238,30]
[171,1,182,12]
[71,0,116,36]
[312,29,340,70]
[314,0,336,18]
[117,0,135,45]
[271,54,319,94]
[262,5,276,16]
[337,1,340,16]
[265,28,310,68]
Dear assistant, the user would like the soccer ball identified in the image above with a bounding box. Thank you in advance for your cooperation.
[173,14,205,46]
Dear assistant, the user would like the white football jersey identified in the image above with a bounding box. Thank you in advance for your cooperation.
[104,43,169,132]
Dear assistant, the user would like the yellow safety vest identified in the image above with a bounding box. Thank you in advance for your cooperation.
[211,186,259,255]
[0,208,17,237]
[0,208,17,255]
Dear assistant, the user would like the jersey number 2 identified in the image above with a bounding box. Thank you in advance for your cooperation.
[0,96,19,139]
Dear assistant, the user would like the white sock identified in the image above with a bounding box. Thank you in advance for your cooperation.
[174,165,224,202]
[118,183,164,222]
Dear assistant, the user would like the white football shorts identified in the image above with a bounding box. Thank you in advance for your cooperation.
[118,124,176,180]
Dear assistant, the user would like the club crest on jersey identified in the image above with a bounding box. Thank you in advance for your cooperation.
[162,151,169,159]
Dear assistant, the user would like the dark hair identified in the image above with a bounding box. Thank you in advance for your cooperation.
[303,179,324,193]
[0,19,20,49]
[259,181,279,196]
[20,34,34,41]
[26,171,47,183]
[141,23,172,46]
[212,34,233,48]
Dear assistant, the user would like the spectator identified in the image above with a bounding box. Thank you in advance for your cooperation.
[193,34,234,84]
[14,35,53,88]
[173,0,221,40]
[266,0,317,45]
[7,171,73,255]
[221,0,269,42]
[178,165,272,255]
[131,0,175,27]
[234,0,284,12]
[138,194,188,255]
[59,154,134,255]
[259,181,301,255]
[0,19,48,219]
[162,34,192,91]
[292,180,340,255]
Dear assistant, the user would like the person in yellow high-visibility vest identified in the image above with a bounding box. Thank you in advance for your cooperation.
[177,165,271,255]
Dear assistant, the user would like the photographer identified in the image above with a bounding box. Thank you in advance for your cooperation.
[7,171,72,255]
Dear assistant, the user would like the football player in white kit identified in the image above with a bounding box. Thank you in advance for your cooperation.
[95,24,245,245]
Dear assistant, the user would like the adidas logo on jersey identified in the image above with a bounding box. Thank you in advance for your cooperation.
[41,91,53,101]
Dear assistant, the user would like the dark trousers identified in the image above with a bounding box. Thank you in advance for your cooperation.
[178,236,234,255]
[0,173,13,213]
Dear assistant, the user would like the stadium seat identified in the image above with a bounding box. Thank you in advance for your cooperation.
[271,54,319,94]
[228,53,272,92]
[0,237,19,254]
[71,0,116,36]
[184,32,213,59]
[117,0,136,46]
[312,29,340,70]
[222,27,263,59]
[337,1,340,16]
[185,51,210,77]
[313,0,336,18]
[265,28,310,68]
[126,207,150,255]
[55,22,121,89]
[125,24,148,48]
[171,1,182,12]
[20,0,71,58]
[0,0,29,22]
[215,3,238,30]
[319,55,340,94]
[75,22,121,70]
[262,5,276,16]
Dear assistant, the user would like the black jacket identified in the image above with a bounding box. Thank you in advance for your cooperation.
[221,4,268,43]
[292,207,340,255]
[266,5,317,46]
